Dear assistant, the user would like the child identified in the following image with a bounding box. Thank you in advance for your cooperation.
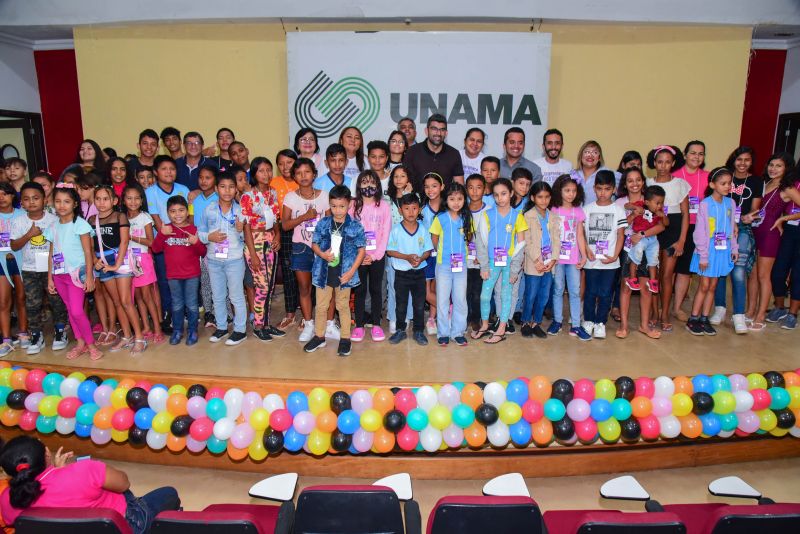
[45,184,101,360]
[521,182,560,338]
[548,175,590,340]
[107,157,136,199]
[473,178,528,344]
[0,182,25,357]
[197,169,247,346]
[231,163,255,321]
[304,185,366,356]
[387,193,432,345]
[188,164,221,328]
[511,168,533,213]
[89,185,147,355]
[4,157,27,196]
[135,166,155,190]
[232,164,251,202]
[272,149,300,330]
[313,143,347,193]
[687,167,739,336]
[124,184,165,345]
[31,170,56,214]
[350,170,391,342]
[466,174,490,329]
[581,170,628,339]
[151,196,207,345]
[76,172,102,221]
[385,165,415,333]
[364,140,390,196]
[626,185,667,293]
[480,156,500,209]
[421,172,444,334]
[429,182,473,346]
[10,182,68,354]
[59,163,84,186]
[241,157,284,341]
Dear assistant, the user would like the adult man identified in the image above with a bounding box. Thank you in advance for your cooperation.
[160,127,184,159]
[459,127,486,177]
[176,131,215,191]
[533,128,573,185]
[403,114,464,189]
[499,127,542,182]
[228,141,250,174]
[398,117,417,146]
[204,127,235,169]
[127,129,160,175]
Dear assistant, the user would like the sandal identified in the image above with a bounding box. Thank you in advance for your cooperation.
[470,329,489,340]
[610,309,622,322]
[130,339,147,356]
[648,320,658,330]
[152,332,166,345]
[660,322,673,332]
[615,328,628,339]
[639,327,662,339]
[96,331,110,345]
[674,309,689,322]
[110,336,133,352]
[748,322,766,331]
[142,330,154,342]
[99,330,119,347]
[66,345,88,360]
[484,333,507,344]
[278,316,296,330]
[88,345,104,361]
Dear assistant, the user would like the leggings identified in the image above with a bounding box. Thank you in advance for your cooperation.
[355,256,385,327]
[481,264,511,322]
[245,232,278,328]
[279,229,299,313]
[771,224,800,301]
[53,273,93,343]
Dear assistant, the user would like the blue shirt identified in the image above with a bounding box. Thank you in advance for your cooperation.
[538,211,551,248]
[485,208,515,254]
[190,191,219,224]
[175,156,217,191]
[197,201,244,261]
[145,182,190,224]
[429,212,467,264]
[44,217,92,272]
[422,204,439,231]
[482,193,496,209]
[313,173,346,193]
[387,222,433,271]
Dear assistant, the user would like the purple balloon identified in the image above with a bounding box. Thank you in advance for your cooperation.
[350,390,373,415]
[185,436,207,453]
[651,396,673,417]
[293,410,316,435]
[241,392,262,419]
[442,424,464,448]
[352,428,374,452]
[566,399,590,422]
[94,385,113,407]
[90,426,112,445]
[729,374,749,392]
[25,392,45,413]
[186,397,208,419]
[737,410,760,433]
[230,423,255,449]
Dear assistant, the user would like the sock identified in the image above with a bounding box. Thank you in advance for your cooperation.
[689,315,699,321]
[700,315,709,322]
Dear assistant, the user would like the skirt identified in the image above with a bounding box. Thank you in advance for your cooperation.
[133,251,157,287]
[690,244,734,278]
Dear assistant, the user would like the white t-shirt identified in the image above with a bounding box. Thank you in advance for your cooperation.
[344,156,362,183]
[459,149,485,179]
[582,202,628,269]
[533,158,573,186]
[128,212,155,252]
[9,212,58,272]
[283,190,330,247]
[349,175,390,199]
[646,177,691,216]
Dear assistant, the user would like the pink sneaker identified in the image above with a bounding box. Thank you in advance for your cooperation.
[371,326,386,342]
[351,327,365,342]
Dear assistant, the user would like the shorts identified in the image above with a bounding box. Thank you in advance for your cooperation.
[95,251,133,282]
[0,257,20,277]
[620,250,648,279]
[133,250,157,288]
[244,264,254,288]
[675,224,696,275]
[424,256,436,280]
[291,242,314,272]
[657,213,684,251]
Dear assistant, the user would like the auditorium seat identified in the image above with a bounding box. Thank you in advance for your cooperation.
[661,502,800,533]
[427,495,544,534]
[543,509,686,533]
[15,507,133,534]
[151,502,294,534]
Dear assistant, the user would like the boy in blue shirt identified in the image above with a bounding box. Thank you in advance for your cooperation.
[313,144,347,193]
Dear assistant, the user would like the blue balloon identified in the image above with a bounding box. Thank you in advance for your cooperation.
[711,374,731,393]
[42,373,64,396]
[348,443,360,455]
[510,420,532,446]
[692,374,713,394]
[74,423,92,438]
[286,391,309,416]
[590,399,612,422]
[611,398,632,421]
[134,407,156,430]
[206,436,227,454]
[337,409,360,434]
[506,379,529,405]
[543,399,566,421]
[699,413,721,436]
[36,415,57,434]
[283,427,306,452]
[151,384,169,391]
[719,412,738,432]
[452,381,465,392]
[78,381,98,404]
[415,442,424,452]
[101,378,119,389]
[76,403,100,426]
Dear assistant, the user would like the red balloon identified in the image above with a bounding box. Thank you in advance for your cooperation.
[522,399,543,423]
[573,379,595,402]
[394,390,417,415]
[25,369,47,393]
[205,387,225,401]
[190,417,214,441]
[574,419,598,442]
[57,397,80,418]
[516,376,530,384]
[269,409,292,432]
[111,408,135,431]
[638,415,661,440]
[19,410,38,431]
[635,377,655,399]
[396,425,419,451]
[133,381,153,392]
[750,389,771,411]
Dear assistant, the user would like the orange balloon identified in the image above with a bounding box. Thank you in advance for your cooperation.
[529,376,552,403]
[226,442,249,461]
[461,384,483,410]
[673,376,694,395]
[118,378,136,390]
[1,408,21,427]
[464,422,487,447]
[10,369,28,390]
[373,427,396,453]
[0,361,11,369]
[166,434,186,452]
[631,396,652,418]
[93,406,115,430]
[316,410,338,433]
[783,371,800,388]
[373,388,395,414]
[678,414,702,438]
[166,394,188,416]
[791,407,800,427]
[532,418,554,446]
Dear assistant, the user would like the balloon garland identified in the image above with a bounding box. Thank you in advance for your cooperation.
[0,363,798,461]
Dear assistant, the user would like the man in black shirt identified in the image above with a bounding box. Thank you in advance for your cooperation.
[403,114,464,190]
[127,129,159,176]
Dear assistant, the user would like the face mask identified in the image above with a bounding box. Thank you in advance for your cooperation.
[361,186,377,197]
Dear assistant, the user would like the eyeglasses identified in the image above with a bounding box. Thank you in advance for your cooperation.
[429,126,447,133]
[298,137,315,143]
[185,141,202,147]
[583,150,600,156]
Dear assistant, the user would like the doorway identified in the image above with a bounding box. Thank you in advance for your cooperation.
[775,112,800,164]
[0,109,47,173]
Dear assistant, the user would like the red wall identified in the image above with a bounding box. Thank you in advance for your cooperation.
[34,49,83,177]
[739,49,786,172]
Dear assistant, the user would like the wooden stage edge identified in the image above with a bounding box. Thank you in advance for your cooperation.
[4,361,800,480]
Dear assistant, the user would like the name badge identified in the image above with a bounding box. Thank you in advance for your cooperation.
[595,240,609,259]
[330,233,343,265]
[493,247,508,267]
[643,210,654,223]
[789,207,800,226]
[304,219,317,234]
[53,252,66,274]
[214,239,229,258]
[450,253,464,273]
[689,196,700,214]
[132,249,143,272]
[467,241,476,262]
[623,234,632,252]
[714,232,728,250]
[365,231,377,251]
[559,241,572,260]
[663,206,669,215]
[752,208,766,228]
[734,206,742,224]
[0,232,10,252]
[541,245,552,264]
[34,251,49,272]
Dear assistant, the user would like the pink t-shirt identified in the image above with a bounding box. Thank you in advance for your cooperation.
[674,167,709,225]
[553,206,586,265]
[349,199,392,260]
[282,189,330,247]
[0,461,127,525]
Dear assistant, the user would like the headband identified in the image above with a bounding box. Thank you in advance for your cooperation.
[709,168,730,181]
[424,172,444,185]
[55,182,76,189]
[15,463,30,473]
[652,145,676,156]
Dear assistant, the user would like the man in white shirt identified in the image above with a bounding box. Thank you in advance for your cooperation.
[533,128,573,186]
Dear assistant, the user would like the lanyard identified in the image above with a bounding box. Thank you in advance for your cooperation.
[447,212,462,255]
[492,209,511,251]
[680,168,703,197]
[715,197,727,236]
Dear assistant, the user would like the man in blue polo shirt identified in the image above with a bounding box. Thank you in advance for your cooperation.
[176,132,216,191]
[499,127,543,183]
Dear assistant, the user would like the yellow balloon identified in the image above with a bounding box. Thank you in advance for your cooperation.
[499,401,523,425]
[308,387,330,415]
[67,372,86,382]
[250,408,270,431]
[248,431,268,461]
[111,388,128,410]
[769,427,789,437]
[152,412,174,434]
[168,384,187,396]
[39,396,61,418]
[428,405,452,431]
[787,386,800,410]
[598,418,621,442]
[671,393,693,417]
[111,429,129,443]
[360,409,382,432]
[757,409,777,431]
[497,380,508,389]
[307,429,331,456]
[595,379,616,402]
[0,368,13,387]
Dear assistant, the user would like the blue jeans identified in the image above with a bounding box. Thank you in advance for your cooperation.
[522,273,553,324]
[435,264,467,337]
[154,252,171,312]
[630,235,659,267]
[553,263,581,327]
[124,487,181,534]
[167,277,199,334]
[494,270,524,316]
[583,268,616,324]
[385,261,412,322]
[714,228,753,314]
[481,264,511,322]
[206,257,247,333]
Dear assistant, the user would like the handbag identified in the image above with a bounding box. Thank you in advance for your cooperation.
[94,215,143,277]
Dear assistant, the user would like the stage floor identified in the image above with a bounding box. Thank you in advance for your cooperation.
[8,296,800,385]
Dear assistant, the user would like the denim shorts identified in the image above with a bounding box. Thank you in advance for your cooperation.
[95,251,133,281]
[291,242,314,272]
[424,256,436,280]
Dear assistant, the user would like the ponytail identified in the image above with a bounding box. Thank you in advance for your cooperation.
[0,436,47,509]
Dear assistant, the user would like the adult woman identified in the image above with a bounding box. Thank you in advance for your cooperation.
[75,139,106,175]
[387,130,407,169]
[294,127,327,177]
[338,126,365,183]
[570,140,610,205]
[768,164,800,330]
[459,127,487,178]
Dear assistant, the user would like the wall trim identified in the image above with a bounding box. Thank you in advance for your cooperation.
[752,37,800,50]
[0,32,73,50]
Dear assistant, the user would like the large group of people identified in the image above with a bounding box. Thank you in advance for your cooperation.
[0,114,799,358]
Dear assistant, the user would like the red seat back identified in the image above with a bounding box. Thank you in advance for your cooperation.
[152,503,283,534]
[544,509,685,534]
[665,502,800,534]
[15,507,132,534]
[427,495,543,534]
[294,485,405,534]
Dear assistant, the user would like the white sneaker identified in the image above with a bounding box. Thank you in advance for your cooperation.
[582,321,595,336]
[389,320,397,334]
[593,323,606,339]
[732,314,748,334]
[710,306,726,325]
[298,320,315,342]
[26,332,45,355]
[426,317,437,335]
[325,320,341,340]
[52,328,68,351]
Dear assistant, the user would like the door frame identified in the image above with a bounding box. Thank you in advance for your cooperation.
[0,109,47,172]
[774,112,800,157]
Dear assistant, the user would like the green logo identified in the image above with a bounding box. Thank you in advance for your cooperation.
[294,71,380,137]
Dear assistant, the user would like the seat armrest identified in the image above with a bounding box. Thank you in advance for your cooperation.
[404,499,422,534]
[274,501,295,534]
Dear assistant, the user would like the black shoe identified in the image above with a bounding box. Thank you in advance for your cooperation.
[521,324,534,338]
[489,318,500,332]
[437,336,450,346]
[304,336,327,353]
[160,315,173,335]
[337,339,352,357]
[389,331,407,344]
[265,325,286,337]
[254,329,273,342]
[513,311,523,326]
[209,329,229,343]
[532,324,547,339]
[413,331,428,346]
[506,321,516,335]
[686,319,704,336]
[701,319,717,336]
[225,331,247,346]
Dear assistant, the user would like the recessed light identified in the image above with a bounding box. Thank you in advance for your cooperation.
[774,32,795,37]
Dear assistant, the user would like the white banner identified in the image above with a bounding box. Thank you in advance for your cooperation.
[287,31,551,158]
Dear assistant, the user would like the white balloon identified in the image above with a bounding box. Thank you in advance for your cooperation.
[789,426,800,438]
[148,388,168,412]
[224,388,244,420]
[653,376,675,398]
[437,385,460,409]
[717,429,735,438]
[59,377,80,398]
[420,426,443,452]
[416,386,438,412]
[213,417,236,440]
[733,390,754,413]
[146,430,167,450]
[483,382,507,407]
[487,421,510,447]
[262,393,285,412]
[659,415,681,439]
[55,416,76,435]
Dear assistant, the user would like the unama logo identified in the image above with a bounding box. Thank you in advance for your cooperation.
[294,71,380,137]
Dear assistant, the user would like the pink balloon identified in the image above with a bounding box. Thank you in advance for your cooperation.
[205,387,225,401]
[25,369,47,393]
[651,396,673,417]
[57,397,80,418]
[352,428,374,452]
[293,411,316,435]
[241,392,262,419]
[186,397,207,419]
[750,389,771,411]
[94,385,113,407]
[394,390,417,415]
[442,424,464,448]
[729,374,748,392]
[573,379,595,402]
[19,410,38,431]
[133,381,153,392]
[230,423,255,449]
[639,415,661,440]
[737,410,760,433]
[185,436,207,453]
[575,419,598,443]
[190,417,214,441]
[396,425,419,451]
[522,399,543,423]
[269,409,292,432]
[350,390,373,415]
[566,399,590,422]
[111,408,135,431]
[24,392,45,413]
[634,377,655,399]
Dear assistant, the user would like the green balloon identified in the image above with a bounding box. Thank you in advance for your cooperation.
[611,398,632,421]
[543,399,566,421]
[768,387,790,410]
[598,418,621,442]
[42,373,64,396]
[36,415,57,434]
[595,379,616,402]
[719,412,738,432]
[712,391,736,414]
[452,404,475,428]
[406,408,429,432]
[0,386,11,407]
[207,436,227,454]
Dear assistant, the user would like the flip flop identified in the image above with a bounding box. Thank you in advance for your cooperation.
[610,310,622,322]
[66,345,87,360]
[638,327,662,339]
[748,322,766,331]
[484,333,506,344]
[660,322,673,332]
[470,329,490,340]
[615,328,628,339]
[88,346,104,361]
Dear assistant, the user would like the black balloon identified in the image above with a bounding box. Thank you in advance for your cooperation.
[330,391,351,414]
[615,376,635,400]
[553,417,575,440]
[129,426,148,446]
[263,430,284,453]
[390,387,401,395]
[551,379,574,404]
[475,381,487,390]
[6,389,28,410]
[187,384,208,398]
[383,410,406,433]
[691,392,714,415]
[125,387,149,411]
[775,409,796,429]
[475,403,499,426]
[763,371,785,389]
[85,375,103,386]
[620,418,641,442]
[170,415,193,437]
[331,430,352,452]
